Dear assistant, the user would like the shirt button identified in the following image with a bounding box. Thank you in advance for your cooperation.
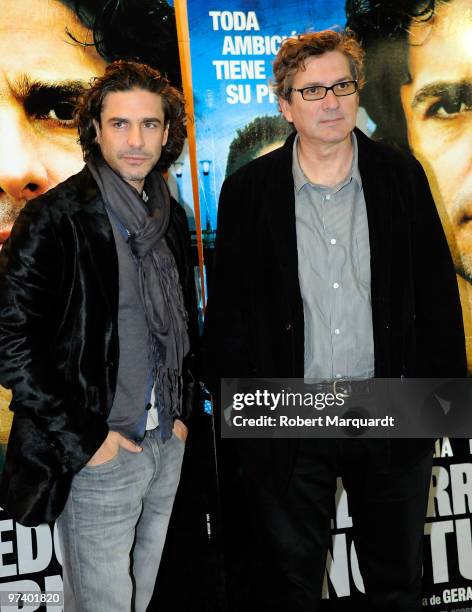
[334,328,340,335]
[333,282,340,289]
[330,238,336,245]
[326,194,331,200]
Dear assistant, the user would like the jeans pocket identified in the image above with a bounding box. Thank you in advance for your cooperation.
[80,447,121,474]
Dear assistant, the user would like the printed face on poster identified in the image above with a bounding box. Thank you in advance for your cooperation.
[345,0,472,371]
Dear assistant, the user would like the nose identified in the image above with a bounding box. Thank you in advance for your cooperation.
[321,89,340,110]
[127,124,145,149]
[0,106,49,201]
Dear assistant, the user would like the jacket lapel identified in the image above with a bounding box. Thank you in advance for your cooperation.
[73,167,119,315]
[355,128,392,372]
[355,128,392,305]
[265,134,302,305]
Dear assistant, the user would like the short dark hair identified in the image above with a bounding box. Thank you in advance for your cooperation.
[75,60,186,170]
[272,29,365,101]
[346,0,442,150]
[225,116,293,177]
[61,0,181,88]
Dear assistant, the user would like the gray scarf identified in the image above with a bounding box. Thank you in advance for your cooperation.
[87,154,190,440]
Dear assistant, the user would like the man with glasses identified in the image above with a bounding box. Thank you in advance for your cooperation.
[204,30,465,611]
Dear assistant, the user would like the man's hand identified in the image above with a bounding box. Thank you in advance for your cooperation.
[86,431,142,466]
[172,419,188,442]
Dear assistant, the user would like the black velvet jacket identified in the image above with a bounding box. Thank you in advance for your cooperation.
[204,128,467,492]
[0,166,199,526]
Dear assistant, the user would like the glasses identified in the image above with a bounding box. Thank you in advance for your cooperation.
[289,80,358,101]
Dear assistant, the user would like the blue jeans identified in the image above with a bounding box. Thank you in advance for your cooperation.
[57,428,185,612]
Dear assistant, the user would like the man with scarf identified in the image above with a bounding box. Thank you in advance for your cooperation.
[0,61,198,612]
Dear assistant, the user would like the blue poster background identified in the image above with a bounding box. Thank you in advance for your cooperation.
[187,0,346,244]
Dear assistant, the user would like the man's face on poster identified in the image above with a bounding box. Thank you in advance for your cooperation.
[0,0,107,251]
[400,0,472,280]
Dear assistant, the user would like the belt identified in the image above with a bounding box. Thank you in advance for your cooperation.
[305,378,374,398]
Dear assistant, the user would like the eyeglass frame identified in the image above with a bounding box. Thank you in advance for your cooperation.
[288,80,358,101]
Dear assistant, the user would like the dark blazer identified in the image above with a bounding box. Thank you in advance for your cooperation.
[203,128,466,492]
[0,166,199,526]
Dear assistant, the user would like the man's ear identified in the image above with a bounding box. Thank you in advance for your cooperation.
[162,122,169,147]
[92,119,101,143]
[279,97,293,124]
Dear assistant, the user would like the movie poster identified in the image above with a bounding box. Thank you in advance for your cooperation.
[185,0,472,609]
[0,0,471,609]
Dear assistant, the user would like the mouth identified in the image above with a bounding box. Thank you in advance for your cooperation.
[122,155,150,163]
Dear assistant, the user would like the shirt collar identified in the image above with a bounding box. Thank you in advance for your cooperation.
[292,131,362,193]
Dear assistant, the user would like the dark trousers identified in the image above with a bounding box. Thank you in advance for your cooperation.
[244,439,433,612]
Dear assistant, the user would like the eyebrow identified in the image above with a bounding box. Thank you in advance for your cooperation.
[300,76,352,87]
[106,117,163,123]
[411,79,472,107]
[9,74,87,102]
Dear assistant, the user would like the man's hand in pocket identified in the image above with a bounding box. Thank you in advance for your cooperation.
[87,431,142,466]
